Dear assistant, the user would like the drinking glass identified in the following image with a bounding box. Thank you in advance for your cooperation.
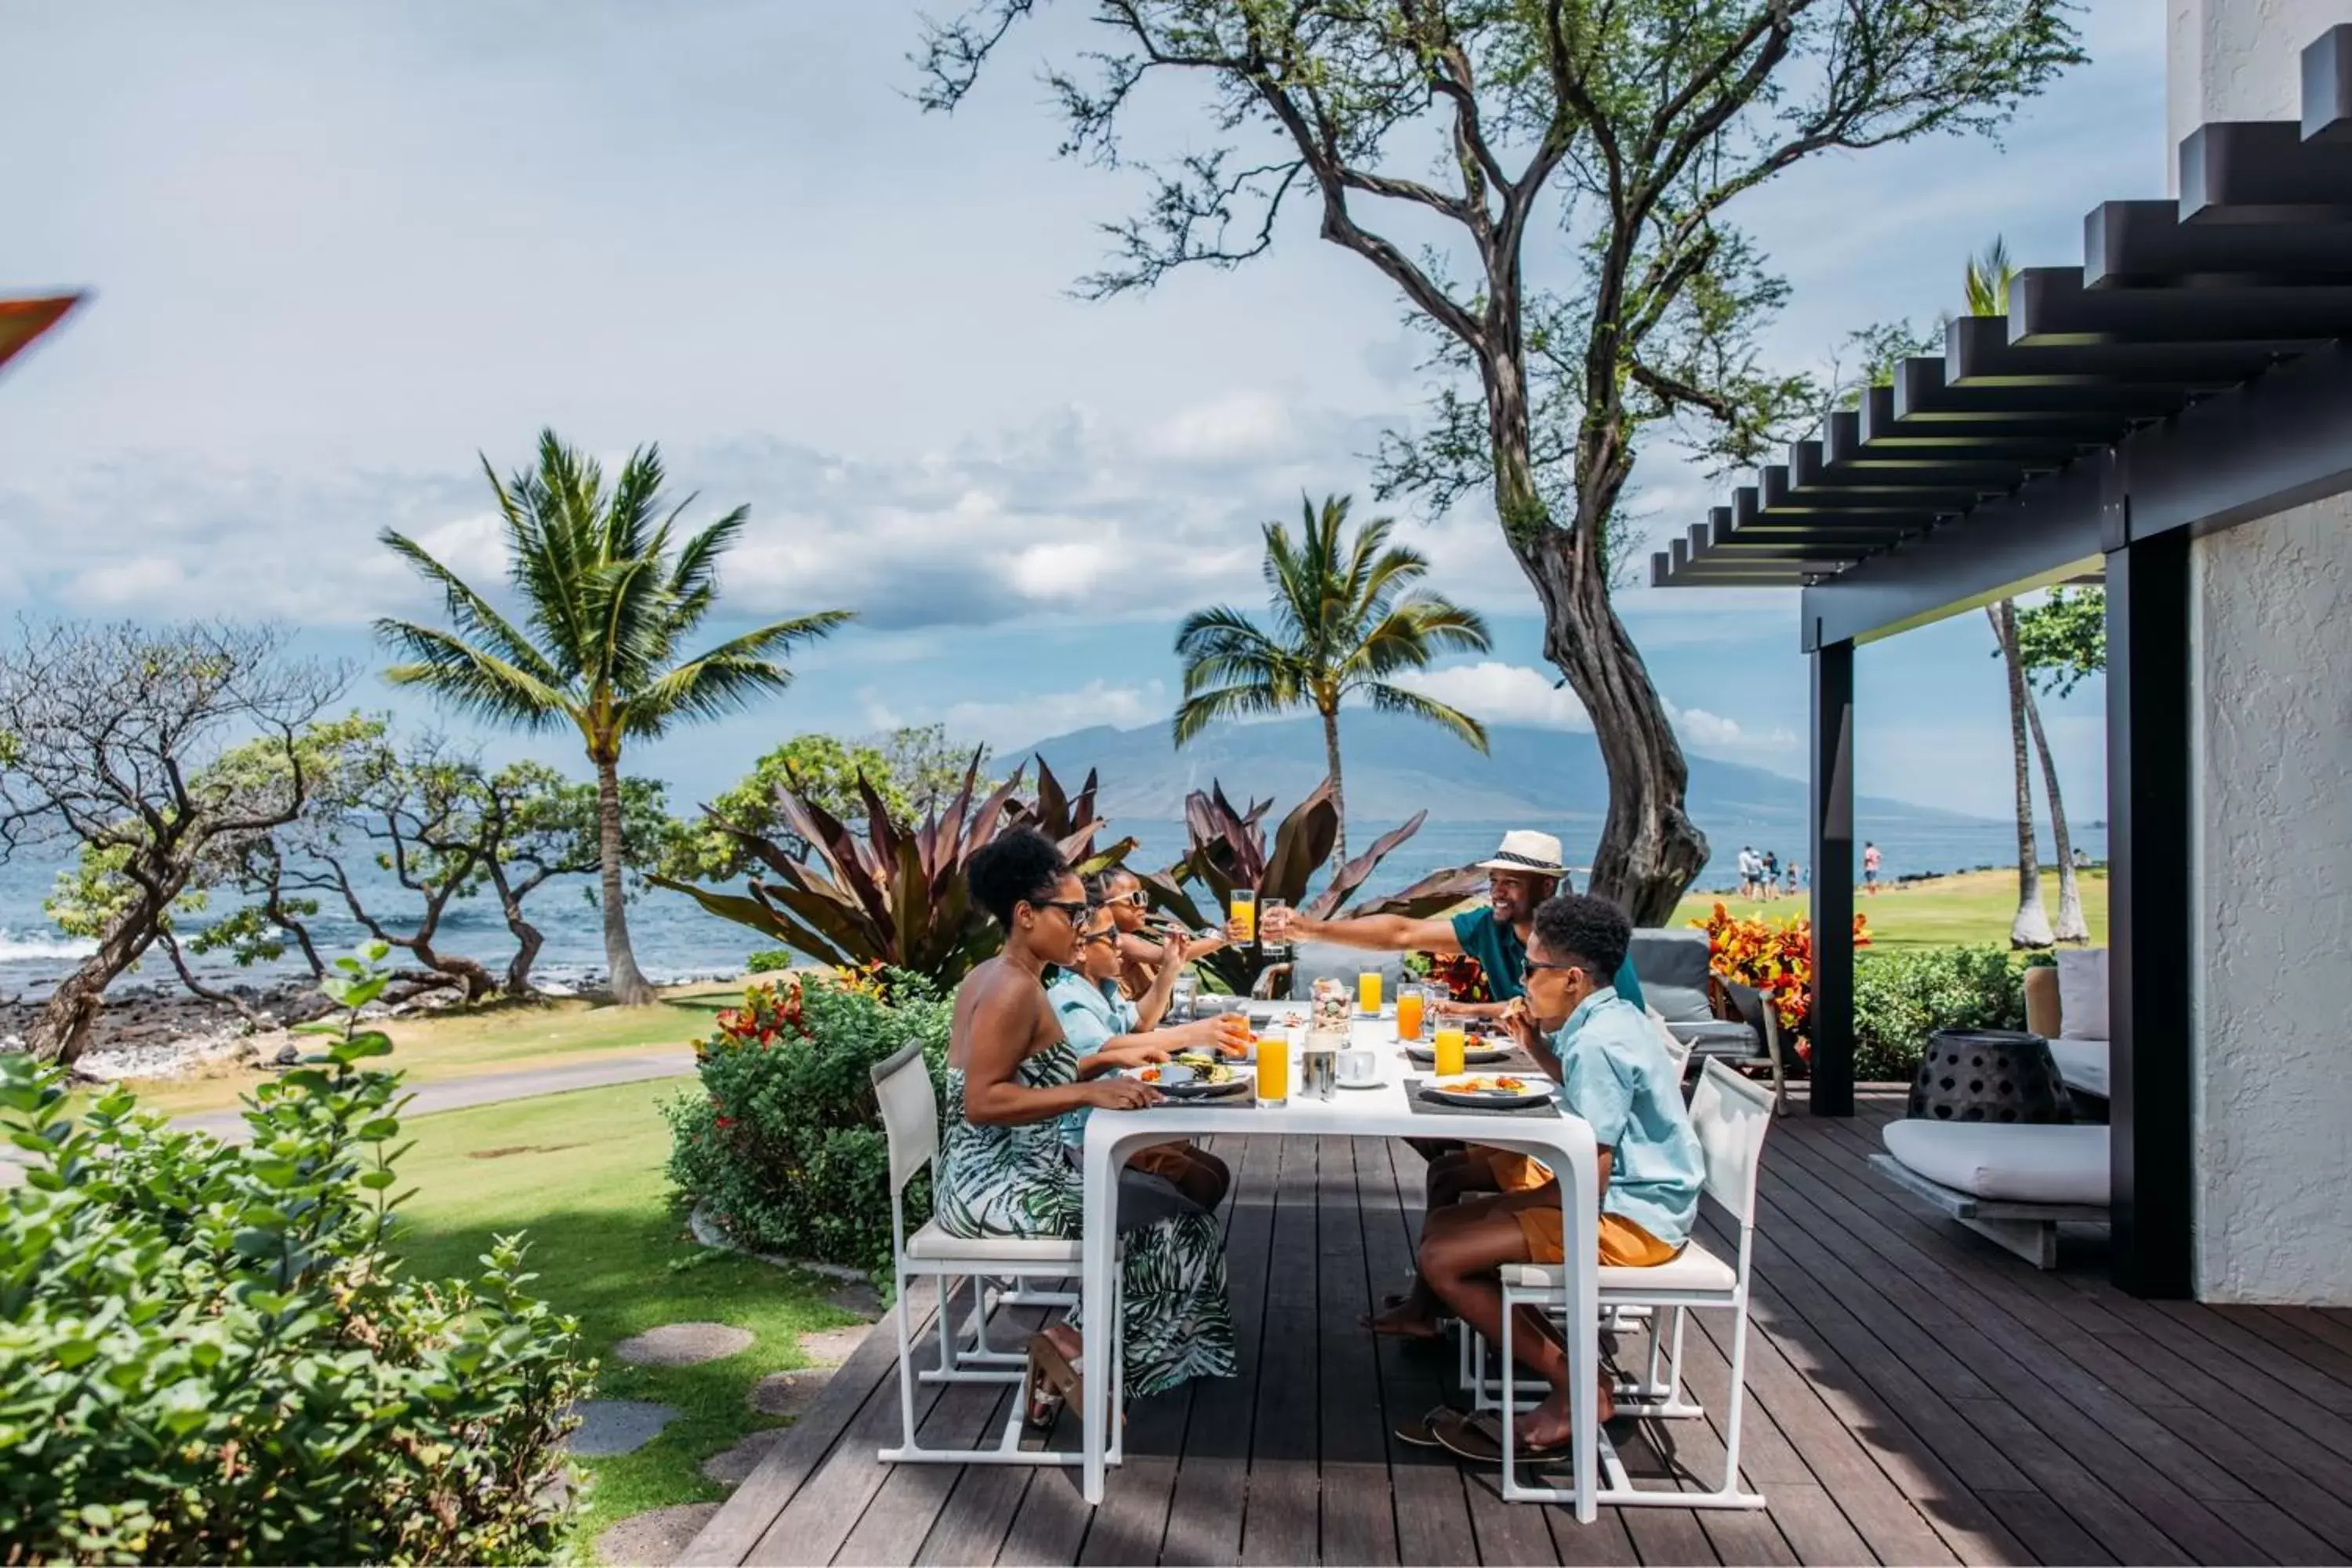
[1229,888,1258,944]
[1260,898,1291,956]
[1358,971,1382,1016]
[1254,1035,1289,1105]
[1433,1025,1468,1078]
[1396,984,1426,1042]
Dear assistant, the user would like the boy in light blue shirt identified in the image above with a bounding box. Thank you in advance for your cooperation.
[1406,893,1704,1461]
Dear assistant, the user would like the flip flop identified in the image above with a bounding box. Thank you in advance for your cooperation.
[1362,1308,1446,1341]
[1025,1333,1084,1429]
[1430,1407,1582,1467]
[1391,1404,1454,1449]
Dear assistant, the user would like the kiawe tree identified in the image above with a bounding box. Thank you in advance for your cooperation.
[1172,492,1490,866]
[377,430,852,1004]
[916,0,2081,923]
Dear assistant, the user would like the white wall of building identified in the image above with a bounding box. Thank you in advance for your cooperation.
[2172,0,2352,1302]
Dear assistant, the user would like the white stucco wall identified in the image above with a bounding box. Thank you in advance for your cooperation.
[2172,0,2352,1303]
[2189,500,2352,1302]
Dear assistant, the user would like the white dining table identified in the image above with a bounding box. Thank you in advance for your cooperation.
[1076,1011,1602,1519]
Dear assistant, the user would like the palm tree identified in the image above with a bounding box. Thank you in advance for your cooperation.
[377,430,852,1004]
[1965,237,2078,945]
[1173,493,1491,865]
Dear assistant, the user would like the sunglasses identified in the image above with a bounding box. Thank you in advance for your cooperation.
[1523,959,1587,982]
[1080,927,1120,946]
[1105,889,1149,908]
[1032,898,1090,921]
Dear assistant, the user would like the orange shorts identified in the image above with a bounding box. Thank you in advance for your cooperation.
[1513,1207,1681,1269]
[1467,1145,1554,1193]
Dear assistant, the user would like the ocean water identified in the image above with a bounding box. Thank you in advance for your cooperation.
[0,815,2103,997]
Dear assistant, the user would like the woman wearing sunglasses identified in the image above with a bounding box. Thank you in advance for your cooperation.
[938,829,1236,1428]
[1093,866,1232,998]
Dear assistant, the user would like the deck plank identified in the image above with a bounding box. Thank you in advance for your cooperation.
[692,1087,2342,1567]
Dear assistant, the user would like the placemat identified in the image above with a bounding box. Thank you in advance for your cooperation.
[1399,1046,1541,1073]
[1403,1077,1563,1119]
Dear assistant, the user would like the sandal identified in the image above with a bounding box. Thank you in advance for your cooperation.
[1430,1407,1577,1467]
[1392,1403,1452,1449]
[1022,1341,1066,1430]
[1025,1333,1090,1429]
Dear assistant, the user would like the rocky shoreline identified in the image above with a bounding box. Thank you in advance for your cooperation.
[0,981,346,1082]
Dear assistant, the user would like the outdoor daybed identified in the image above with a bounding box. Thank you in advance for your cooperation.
[1871,1120,2110,1269]
[2026,947,2111,1102]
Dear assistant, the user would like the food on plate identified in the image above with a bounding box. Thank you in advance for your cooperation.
[1140,1061,1236,1086]
[1452,1074,1531,1094]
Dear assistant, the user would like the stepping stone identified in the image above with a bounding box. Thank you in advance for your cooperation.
[699,1427,786,1486]
[565,1399,679,1457]
[594,1501,720,1566]
[825,1279,884,1321]
[746,1368,831,1418]
[798,1324,872,1366]
[612,1322,754,1367]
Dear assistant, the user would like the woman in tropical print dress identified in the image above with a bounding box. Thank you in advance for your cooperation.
[938,829,1236,1413]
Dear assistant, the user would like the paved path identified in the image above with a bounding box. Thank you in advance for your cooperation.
[1,1047,696,1184]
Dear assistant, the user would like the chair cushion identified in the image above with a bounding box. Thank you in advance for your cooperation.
[2045,1035,2110,1100]
[2054,947,2109,1041]
[1668,1018,1761,1056]
[905,1220,1083,1264]
[1882,1120,2109,1207]
[1502,1236,1737,1294]
[1628,930,1714,1025]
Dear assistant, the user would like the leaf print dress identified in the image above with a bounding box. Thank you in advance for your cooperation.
[936,1037,1236,1400]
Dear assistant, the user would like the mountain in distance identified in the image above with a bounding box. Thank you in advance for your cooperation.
[1013,711,1987,834]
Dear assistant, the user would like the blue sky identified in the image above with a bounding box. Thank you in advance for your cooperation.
[2,2,2158,820]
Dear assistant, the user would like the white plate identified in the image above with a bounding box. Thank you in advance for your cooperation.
[1422,1074,1554,1109]
[1336,1074,1388,1091]
[1403,1041,1515,1065]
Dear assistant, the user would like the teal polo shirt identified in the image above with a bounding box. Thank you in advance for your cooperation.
[1449,906,1645,1009]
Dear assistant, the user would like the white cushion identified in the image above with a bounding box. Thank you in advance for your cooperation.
[1502,1236,1737,1295]
[904,1219,1082,1264]
[2045,1035,2110,1099]
[1882,1120,2109,1207]
[2054,948,2108,1042]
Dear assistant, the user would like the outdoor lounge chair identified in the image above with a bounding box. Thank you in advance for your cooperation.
[1630,928,1788,1113]
[1870,1120,2109,1269]
[1483,1059,1776,1508]
[870,1041,1116,1468]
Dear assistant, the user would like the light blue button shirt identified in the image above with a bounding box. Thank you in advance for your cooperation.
[1551,985,1704,1250]
[1047,973,1138,1151]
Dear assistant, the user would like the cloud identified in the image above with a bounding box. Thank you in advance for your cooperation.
[946,681,1170,751]
[1395,661,1590,730]
[1395,659,1798,763]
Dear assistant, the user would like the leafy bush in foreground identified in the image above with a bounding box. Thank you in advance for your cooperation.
[0,949,591,1565]
[1853,946,2027,1083]
[666,967,953,1276]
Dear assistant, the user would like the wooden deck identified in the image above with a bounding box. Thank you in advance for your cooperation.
[685,1090,2352,1566]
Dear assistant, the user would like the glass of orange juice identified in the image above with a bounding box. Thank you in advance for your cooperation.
[1433,1025,1467,1078]
[1254,1035,1288,1105]
[1396,985,1426,1042]
[1229,888,1257,943]
[1358,971,1382,1016]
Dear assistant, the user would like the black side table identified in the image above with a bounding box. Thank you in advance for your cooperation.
[1907,1029,2073,1123]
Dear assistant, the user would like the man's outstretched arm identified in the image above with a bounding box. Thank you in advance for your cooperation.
[1269,909,1462,954]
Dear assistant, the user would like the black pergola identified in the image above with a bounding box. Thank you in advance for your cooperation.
[1655,24,2352,1299]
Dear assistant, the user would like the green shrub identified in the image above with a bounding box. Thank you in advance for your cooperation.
[745,948,794,973]
[0,948,591,1566]
[1853,946,2027,1082]
[665,968,952,1276]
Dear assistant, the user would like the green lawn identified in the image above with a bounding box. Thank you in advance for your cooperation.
[119,982,743,1118]
[390,1077,855,1549]
[1669,866,2108,950]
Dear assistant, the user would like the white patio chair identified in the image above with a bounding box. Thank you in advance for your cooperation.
[1490,1059,1774,1508]
[871,1040,1117,1467]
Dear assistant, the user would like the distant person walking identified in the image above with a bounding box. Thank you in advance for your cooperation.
[1737,845,1759,899]
[1784,861,1799,898]
[1863,841,1882,895]
[1760,849,1780,902]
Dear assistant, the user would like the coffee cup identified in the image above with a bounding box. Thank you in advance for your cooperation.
[1336,1046,1380,1087]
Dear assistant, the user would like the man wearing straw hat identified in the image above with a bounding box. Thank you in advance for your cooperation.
[1261,828,1643,1021]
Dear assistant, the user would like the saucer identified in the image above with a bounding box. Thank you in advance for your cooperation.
[1335,1073,1388,1091]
